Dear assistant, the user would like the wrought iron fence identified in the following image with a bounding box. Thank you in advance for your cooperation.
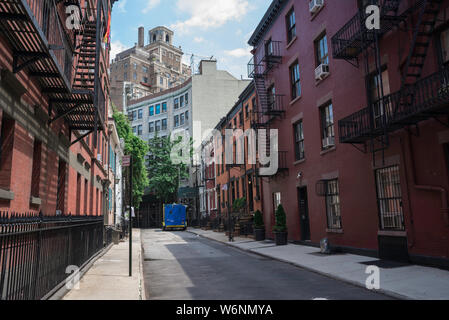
[239,219,254,237]
[0,212,104,300]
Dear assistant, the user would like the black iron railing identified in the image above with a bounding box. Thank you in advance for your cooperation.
[0,212,104,300]
[339,65,449,143]
[26,0,74,82]
[264,94,285,115]
[331,0,403,60]
[239,219,254,237]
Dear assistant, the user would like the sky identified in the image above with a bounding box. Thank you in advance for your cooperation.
[110,0,272,79]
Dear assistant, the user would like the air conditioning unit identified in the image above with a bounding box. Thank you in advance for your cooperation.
[97,153,102,163]
[322,136,335,149]
[315,63,330,80]
[309,0,324,14]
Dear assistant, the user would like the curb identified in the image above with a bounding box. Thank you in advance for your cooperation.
[47,243,115,300]
[187,229,411,301]
[139,231,146,300]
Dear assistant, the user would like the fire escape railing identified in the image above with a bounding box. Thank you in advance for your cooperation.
[331,0,404,61]
[257,151,289,177]
[339,65,449,143]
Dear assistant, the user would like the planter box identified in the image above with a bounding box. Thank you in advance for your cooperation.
[254,228,265,241]
[274,231,288,245]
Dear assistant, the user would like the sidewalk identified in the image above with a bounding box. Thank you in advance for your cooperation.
[187,228,449,300]
[63,229,144,300]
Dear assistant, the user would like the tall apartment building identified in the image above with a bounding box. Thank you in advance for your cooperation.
[110,26,192,111]
[247,0,449,268]
[127,60,250,221]
[0,0,115,217]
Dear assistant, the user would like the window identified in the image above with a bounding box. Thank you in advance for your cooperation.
[180,95,184,108]
[162,118,167,130]
[149,106,154,116]
[142,66,148,73]
[185,111,189,121]
[124,62,128,69]
[132,126,137,134]
[315,33,329,66]
[124,72,128,80]
[180,113,185,125]
[286,8,296,44]
[149,122,154,133]
[143,77,148,83]
[320,103,334,149]
[133,63,137,69]
[324,179,342,229]
[369,68,391,128]
[174,98,179,109]
[375,166,404,230]
[162,102,167,113]
[245,105,249,118]
[267,85,276,109]
[137,125,142,136]
[138,109,143,119]
[132,110,137,120]
[265,38,273,56]
[156,104,161,114]
[440,28,449,64]
[290,61,301,100]
[174,115,179,127]
[133,72,137,80]
[31,140,42,198]
[185,93,189,105]
[294,120,305,161]
[155,120,161,132]
[160,77,164,85]
[56,160,67,213]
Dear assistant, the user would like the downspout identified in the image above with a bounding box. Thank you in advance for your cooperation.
[404,130,449,227]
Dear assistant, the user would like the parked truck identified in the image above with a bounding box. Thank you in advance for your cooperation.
[162,204,187,231]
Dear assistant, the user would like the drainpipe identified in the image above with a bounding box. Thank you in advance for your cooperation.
[404,130,449,227]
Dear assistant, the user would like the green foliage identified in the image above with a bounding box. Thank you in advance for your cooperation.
[232,197,246,212]
[113,110,149,208]
[146,132,190,203]
[254,210,264,229]
[273,204,287,233]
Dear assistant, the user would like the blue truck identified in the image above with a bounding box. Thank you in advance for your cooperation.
[162,204,187,231]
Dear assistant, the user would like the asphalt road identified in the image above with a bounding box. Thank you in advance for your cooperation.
[141,229,393,300]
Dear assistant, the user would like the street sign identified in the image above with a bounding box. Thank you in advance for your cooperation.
[123,155,131,167]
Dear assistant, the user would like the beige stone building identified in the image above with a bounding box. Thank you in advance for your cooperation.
[110,26,191,111]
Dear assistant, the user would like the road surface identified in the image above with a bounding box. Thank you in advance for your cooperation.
[141,229,393,300]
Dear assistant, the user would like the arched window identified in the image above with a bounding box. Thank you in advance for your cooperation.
[166,34,170,43]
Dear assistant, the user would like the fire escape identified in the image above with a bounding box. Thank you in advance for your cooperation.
[334,0,444,165]
[0,0,109,147]
[247,40,288,178]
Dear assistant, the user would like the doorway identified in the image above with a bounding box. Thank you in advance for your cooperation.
[298,187,310,241]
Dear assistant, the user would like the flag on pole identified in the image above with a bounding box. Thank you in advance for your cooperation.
[103,11,111,48]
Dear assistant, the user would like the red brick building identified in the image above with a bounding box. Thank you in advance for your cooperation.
[249,0,449,267]
[0,0,115,217]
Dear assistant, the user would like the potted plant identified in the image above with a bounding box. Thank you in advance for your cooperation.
[273,204,288,245]
[253,210,265,241]
[231,197,246,236]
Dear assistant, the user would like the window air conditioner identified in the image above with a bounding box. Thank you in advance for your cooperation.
[315,63,330,80]
[309,0,324,14]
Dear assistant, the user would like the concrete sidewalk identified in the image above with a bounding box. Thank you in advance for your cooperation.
[187,228,449,300]
[63,229,144,300]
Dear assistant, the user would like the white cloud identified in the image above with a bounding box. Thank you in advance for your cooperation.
[143,0,161,13]
[110,40,127,61]
[171,0,250,34]
[117,0,127,12]
[224,47,251,58]
[194,37,205,43]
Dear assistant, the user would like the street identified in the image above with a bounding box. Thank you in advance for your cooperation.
[141,230,393,300]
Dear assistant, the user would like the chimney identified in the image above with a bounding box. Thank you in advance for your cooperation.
[138,27,144,47]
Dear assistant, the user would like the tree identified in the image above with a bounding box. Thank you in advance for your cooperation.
[113,110,149,208]
[273,204,287,232]
[147,133,190,203]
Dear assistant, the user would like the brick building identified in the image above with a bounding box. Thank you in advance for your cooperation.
[110,26,192,111]
[248,0,449,268]
[212,82,263,223]
[0,0,116,217]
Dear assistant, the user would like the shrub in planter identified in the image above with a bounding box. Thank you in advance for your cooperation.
[253,210,265,241]
[273,204,288,245]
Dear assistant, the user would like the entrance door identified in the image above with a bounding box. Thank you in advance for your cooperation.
[298,187,311,241]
